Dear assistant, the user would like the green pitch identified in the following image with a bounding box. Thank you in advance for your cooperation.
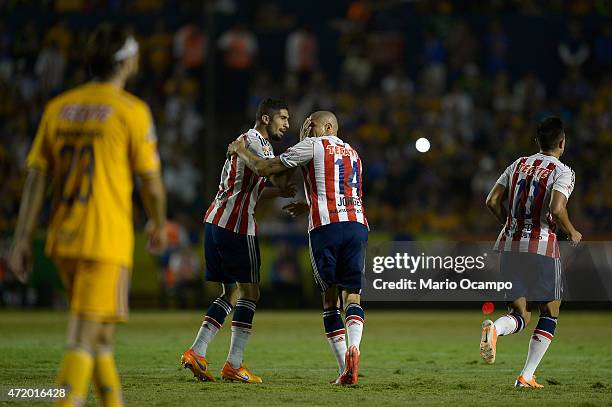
[1,310,611,406]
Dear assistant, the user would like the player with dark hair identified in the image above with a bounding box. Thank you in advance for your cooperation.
[180,97,294,384]
[481,116,581,388]
[8,23,167,406]
[227,111,369,385]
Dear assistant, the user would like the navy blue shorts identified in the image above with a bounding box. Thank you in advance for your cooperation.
[308,222,368,292]
[500,251,563,302]
[204,223,261,284]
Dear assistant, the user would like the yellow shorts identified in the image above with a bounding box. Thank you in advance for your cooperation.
[53,258,131,322]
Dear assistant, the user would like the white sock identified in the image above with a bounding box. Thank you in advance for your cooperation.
[327,332,347,374]
[191,318,220,357]
[345,305,365,351]
[227,327,250,369]
[346,320,364,351]
[494,313,524,336]
[520,328,554,380]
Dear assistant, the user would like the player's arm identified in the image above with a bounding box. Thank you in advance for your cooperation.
[550,167,581,245]
[139,173,167,254]
[129,103,167,254]
[8,168,47,283]
[228,138,288,177]
[8,105,53,283]
[282,200,309,217]
[550,191,581,245]
[485,183,508,225]
[260,184,297,199]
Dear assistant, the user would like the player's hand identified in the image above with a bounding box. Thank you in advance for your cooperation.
[227,138,246,158]
[7,239,33,284]
[569,230,582,247]
[145,221,167,255]
[299,117,312,141]
[278,183,297,198]
[282,201,309,217]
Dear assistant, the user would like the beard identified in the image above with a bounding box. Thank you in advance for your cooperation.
[267,125,283,141]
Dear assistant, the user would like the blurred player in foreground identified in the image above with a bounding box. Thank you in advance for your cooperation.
[8,24,167,406]
[180,98,294,383]
[227,111,369,385]
[482,117,581,388]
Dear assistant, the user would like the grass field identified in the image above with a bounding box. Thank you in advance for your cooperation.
[1,310,611,406]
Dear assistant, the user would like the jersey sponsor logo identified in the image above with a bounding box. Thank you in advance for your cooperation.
[60,104,112,122]
[517,162,553,179]
[337,196,362,207]
[325,144,357,157]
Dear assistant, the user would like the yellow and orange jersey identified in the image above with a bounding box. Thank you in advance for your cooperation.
[27,82,161,267]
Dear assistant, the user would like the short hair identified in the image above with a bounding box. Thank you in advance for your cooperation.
[86,23,131,79]
[255,97,289,122]
[536,116,565,151]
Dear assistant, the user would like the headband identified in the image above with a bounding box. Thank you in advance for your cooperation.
[114,36,139,61]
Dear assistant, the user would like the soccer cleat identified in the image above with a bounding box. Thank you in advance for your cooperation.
[180,348,215,382]
[339,345,359,385]
[480,320,498,364]
[220,361,262,383]
[515,375,544,388]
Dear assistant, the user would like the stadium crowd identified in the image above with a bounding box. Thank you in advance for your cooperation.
[1,0,610,240]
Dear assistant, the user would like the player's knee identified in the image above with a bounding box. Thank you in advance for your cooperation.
[342,292,361,308]
[540,301,560,317]
[97,324,115,348]
[72,320,104,352]
[238,283,260,302]
[321,287,339,309]
[221,284,239,306]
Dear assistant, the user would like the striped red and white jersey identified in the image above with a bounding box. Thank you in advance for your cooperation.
[279,135,368,232]
[493,153,575,258]
[204,129,274,235]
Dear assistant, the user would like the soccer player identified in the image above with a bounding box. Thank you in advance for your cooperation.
[7,24,167,406]
[481,116,581,388]
[227,111,369,385]
[180,97,294,384]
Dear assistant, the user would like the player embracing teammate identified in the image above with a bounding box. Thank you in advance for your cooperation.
[481,117,581,388]
[228,111,369,385]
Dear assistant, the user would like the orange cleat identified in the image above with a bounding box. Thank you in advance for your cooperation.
[515,375,544,388]
[220,361,262,383]
[180,349,215,382]
[480,320,498,364]
[338,345,359,385]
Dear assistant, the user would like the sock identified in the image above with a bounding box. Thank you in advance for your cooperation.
[345,303,365,352]
[494,312,525,336]
[93,350,123,407]
[192,296,233,357]
[57,348,94,407]
[323,307,347,374]
[227,299,256,369]
[520,316,557,381]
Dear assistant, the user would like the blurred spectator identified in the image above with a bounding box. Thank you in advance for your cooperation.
[341,45,372,89]
[285,25,318,86]
[446,20,478,79]
[558,21,590,69]
[173,24,206,70]
[35,39,66,94]
[594,24,612,73]
[218,22,258,114]
[513,72,546,113]
[218,22,258,71]
[485,21,509,76]
[167,245,202,309]
[145,20,173,77]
